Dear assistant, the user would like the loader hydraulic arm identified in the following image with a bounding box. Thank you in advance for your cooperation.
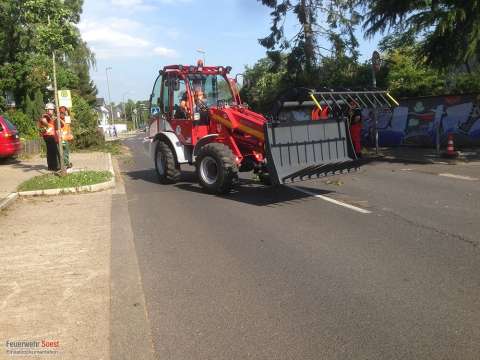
[209,106,267,142]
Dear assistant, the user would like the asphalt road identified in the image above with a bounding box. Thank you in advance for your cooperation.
[116,134,480,360]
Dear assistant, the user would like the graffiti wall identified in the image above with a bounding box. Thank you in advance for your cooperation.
[361,94,480,147]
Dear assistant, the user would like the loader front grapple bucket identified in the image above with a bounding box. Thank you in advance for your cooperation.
[264,119,360,185]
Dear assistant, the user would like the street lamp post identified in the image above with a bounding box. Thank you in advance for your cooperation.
[196,48,206,64]
[122,91,130,130]
[105,67,114,129]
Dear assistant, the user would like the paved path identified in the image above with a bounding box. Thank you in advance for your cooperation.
[0,192,111,359]
[117,135,480,359]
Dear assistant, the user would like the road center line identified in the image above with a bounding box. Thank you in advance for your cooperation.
[287,185,372,214]
[438,173,479,181]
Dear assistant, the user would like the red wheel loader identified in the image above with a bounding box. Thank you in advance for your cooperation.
[143,61,398,194]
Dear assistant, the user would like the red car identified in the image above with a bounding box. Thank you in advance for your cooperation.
[0,115,21,158]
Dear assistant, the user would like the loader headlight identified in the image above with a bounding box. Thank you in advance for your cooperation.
[225,66,232,74]
[218,66,224,73]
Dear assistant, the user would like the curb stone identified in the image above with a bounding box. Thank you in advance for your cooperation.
[0,193,19,211]
[0,153,116,211]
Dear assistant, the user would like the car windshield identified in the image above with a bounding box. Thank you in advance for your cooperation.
[188,74,233,106]
[3,117,16,131]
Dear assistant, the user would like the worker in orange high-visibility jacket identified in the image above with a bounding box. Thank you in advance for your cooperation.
[348,100,363,158]
[39,103,60,171]
[59,106,73,169]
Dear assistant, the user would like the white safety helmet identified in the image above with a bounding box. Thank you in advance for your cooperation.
[45,103,55,110]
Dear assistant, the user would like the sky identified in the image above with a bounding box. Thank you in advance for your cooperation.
[79,0,381,103]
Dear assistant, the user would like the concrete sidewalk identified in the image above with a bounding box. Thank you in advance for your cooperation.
[0,152,112,208]
[0,151,154,360]
[0,191,111,359]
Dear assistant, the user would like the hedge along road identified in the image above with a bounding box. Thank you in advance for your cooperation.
[114,133,480,360]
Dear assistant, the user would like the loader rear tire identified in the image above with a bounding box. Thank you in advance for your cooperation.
[155,140,180,184]
[196,143,238,194]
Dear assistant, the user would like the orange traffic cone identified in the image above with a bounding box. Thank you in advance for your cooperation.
[443,133,458,158]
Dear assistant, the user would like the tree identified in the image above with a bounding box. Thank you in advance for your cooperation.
[360,0,480,70]
[384,46,445,97]
[0,0,96,108]
[241,56,289,113]
[258,0,361,83]
[24,89,44,123]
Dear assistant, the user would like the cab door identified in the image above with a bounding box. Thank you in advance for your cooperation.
[148,72,168,137]
[169,75,193,145]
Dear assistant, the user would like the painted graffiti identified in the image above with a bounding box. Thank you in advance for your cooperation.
[361,94,480,147]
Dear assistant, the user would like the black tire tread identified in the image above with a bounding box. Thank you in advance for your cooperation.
[156,141,180,183]
[196,142,238,194]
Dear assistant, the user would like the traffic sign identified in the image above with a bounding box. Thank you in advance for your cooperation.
[58,89,72,108]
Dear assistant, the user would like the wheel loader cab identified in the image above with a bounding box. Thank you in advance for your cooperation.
[151,67,237,148]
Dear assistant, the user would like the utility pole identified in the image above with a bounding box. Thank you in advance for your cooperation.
[122,94,126,123]
[105,67,114,129]
[133,108,138,130]
[48,15,65,174]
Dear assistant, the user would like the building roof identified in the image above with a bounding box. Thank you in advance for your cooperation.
[95,97,106,107]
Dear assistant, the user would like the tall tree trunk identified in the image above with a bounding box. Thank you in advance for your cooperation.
[301,0,315,74]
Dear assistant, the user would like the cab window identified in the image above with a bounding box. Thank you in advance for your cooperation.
[150,75,162,116]
[188,74,233,106]
[172,79,188,119]
[161,77,171,117]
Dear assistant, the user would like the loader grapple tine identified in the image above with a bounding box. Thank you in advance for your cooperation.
[281,160,361,183]
[263,88,398,185]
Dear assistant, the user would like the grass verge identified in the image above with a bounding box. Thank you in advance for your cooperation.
[18,170,113,192]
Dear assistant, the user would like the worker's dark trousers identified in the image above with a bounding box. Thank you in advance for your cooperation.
[44,136,59,171]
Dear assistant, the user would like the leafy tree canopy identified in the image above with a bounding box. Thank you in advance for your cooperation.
[0,0,97,113]
[360,0,480,69]
[258,0,361,82]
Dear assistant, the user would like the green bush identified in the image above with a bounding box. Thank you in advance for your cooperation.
[72,127,105,149]
[71,93,103,149]
[4,109,38,139]
[23,90,44,123]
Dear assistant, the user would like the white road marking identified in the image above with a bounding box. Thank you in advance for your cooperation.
[438,173,479,181]
[287,185,372,214]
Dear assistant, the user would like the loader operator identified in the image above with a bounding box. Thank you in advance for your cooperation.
[193,88,209,124]
[174,92,189,119]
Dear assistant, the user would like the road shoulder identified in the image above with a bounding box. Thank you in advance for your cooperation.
[110,158,156,360]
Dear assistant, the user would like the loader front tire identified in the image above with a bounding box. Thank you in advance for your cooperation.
[155,140,180,184]
[196,143,238,194]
